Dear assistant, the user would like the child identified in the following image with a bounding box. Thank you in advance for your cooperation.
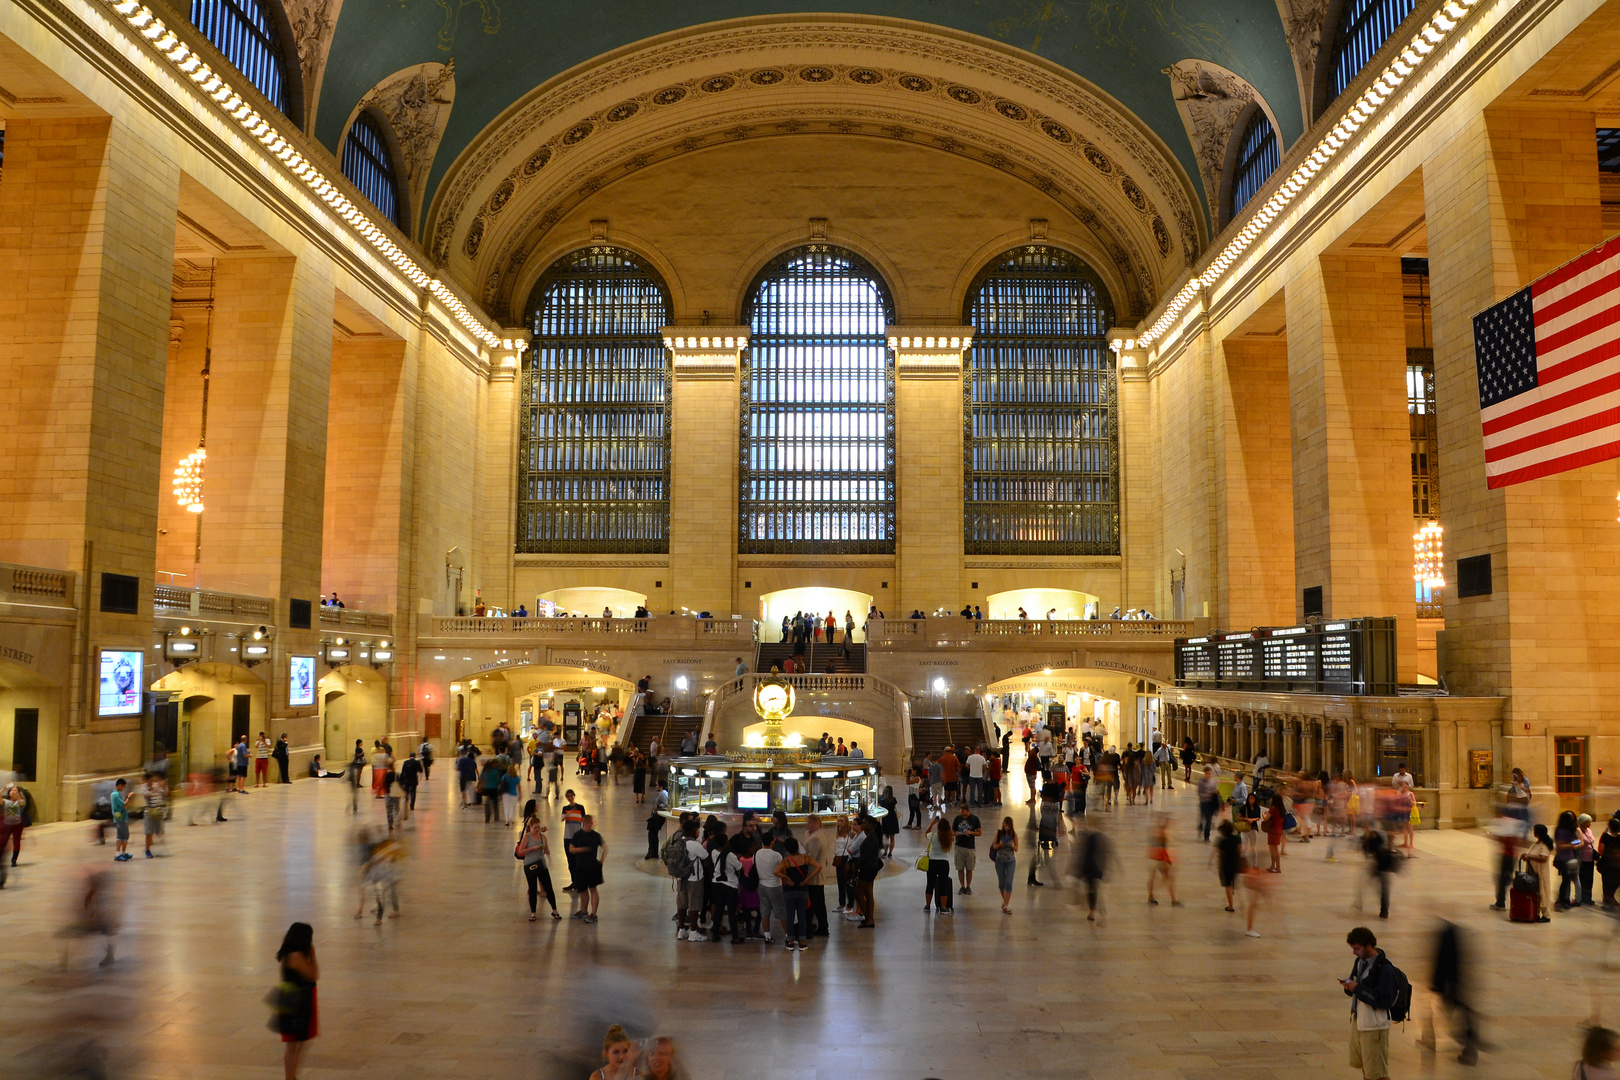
[738,846,761,938]
[111,779,131,861]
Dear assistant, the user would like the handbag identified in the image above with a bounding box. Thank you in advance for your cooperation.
[915,836,933,873]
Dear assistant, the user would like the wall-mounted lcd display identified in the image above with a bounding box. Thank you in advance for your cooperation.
[98,649,144,716]
[289,655,315,707]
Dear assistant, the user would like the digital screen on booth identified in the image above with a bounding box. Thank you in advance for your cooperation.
[98,650,144,716]
[735,786,770,810]
[289,656,315,707]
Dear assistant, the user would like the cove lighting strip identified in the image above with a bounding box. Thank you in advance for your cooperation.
[1122,0,1491,355]
[100,0,502,350]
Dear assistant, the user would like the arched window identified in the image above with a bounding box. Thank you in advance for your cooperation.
[342,113,404,227]
[519,247,672,554]
[1229,110,1280,218]
[1325,0,1418,106]
[740,245,895,554]
[189,0,293,117]
[964,246,1118,555]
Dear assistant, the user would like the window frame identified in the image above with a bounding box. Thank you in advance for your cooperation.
[961,244,1121,557]
[187,0,303,124]
[517,245,674,555]
[341,108,408,229]
[1225,105,1280,224]
[738,244,897,556]
[1315,0,1419,120]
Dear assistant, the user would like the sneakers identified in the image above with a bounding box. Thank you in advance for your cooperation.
[1246,930,1261,937]
[144,850,154,859]
[784,940,795,950]
[113,852,132,862]
[688,931,708,941]
[762,936,774,944]
[677,929,688,940]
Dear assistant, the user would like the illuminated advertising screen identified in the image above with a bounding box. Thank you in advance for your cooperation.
[98,649,144,716]
[289,655,316,707]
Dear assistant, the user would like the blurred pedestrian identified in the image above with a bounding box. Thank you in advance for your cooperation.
[1575,1026,1618,1080]
[1147,813,1180,906]
[991,815,1018,912]
[1598,816,1620,908]
[1073,821,1112,924]
[1423,918,1480,1066]
[271,922,319,1079]
[1213,819,1242,912]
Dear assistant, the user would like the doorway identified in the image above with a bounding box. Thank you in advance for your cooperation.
[10,708,38,782]
[759,587,875,642]
[231,694,251,745]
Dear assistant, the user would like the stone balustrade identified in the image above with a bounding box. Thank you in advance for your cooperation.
[0,562,74,606]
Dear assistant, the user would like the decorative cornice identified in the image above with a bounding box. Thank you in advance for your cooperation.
[888,325,973,380]
[662,326,748,382]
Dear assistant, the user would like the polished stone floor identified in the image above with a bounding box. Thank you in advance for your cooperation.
[2,755,1617,1080]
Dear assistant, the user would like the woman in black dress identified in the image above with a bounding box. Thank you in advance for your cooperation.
[631,752,648,803]
[273,922,319,1079]
[878,786,900,856]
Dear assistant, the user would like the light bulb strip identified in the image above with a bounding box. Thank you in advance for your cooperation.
[95,0,502,351]
[1128,0,1494,355]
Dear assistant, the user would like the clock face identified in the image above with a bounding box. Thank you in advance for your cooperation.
[758,685,789,714]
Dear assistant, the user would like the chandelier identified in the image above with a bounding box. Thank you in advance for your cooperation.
[1413,521,1444,588]
[173,447,206,513]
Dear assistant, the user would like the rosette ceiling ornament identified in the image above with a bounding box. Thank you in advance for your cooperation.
[424,18,1208,322]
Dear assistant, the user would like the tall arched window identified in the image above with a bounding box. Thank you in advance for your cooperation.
[341,113,404,227]
[519,247,672,553]
[740,245,895,554]
[189,0,293,117]
[1229,110,1280,218]
[964,246,1118,555]
[1325,0,1418,106]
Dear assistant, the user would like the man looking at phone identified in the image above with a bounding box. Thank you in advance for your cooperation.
[1341,926,1397,1080]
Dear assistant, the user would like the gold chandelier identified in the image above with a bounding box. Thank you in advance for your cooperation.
[173,447,206,513]
[1413,521,1444,588]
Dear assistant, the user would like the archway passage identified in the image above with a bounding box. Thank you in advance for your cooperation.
[319,666,389,765]
[150,663,266,779]
[984,588,1100,621]
[759,587,874,642]
[985,669,1143,751]
[537,587,648,618]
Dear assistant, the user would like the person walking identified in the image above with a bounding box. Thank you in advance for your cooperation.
[455,749,476,808]
[1424,918,1480,1066]
[1197,766,1219,842]
[853,818,882,927]
[479,756,504,823]
[1357,827,1397,920]
[952,803,982,896]
[1341,926,1398,1080]
[566,813,605,923]
[418,738,433,782]
[924,816,955,914]
[879,786,900,856]
[644,802,665,860]
[1147,813,1180,906]
[1213,820,1242,912]
[517,802,560,921]
[560,791,585,890]
[1574,1026,1618,1080]
[399,751,421,816]
[1598,816,1620,908]
[991,816,1018,913]
[1264,793,1287,872]
[271,922,319,1080]
[1074,821,1112,924]
[254,732,272,788]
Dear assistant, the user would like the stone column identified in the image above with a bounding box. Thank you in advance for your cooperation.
[889,327,972,616]
[1285,249,1416,678]
[0,116,180,817]
[1113,340,1159,611]
[473,337,524,610]
[1215,334,1295,626]
[1424,106,1617,790]
[665,329,746,617]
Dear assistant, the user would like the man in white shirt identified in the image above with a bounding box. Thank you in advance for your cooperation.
[253,732,272,788]
[848,742,865,759]
[1153,741,1173,790]
[1391,765,1414,792]
[676,820,710,941]
[753,838,786,944]
[965,749,987,806]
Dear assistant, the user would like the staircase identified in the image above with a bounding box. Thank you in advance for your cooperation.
[909,716,989,759]
[624,714,703,756]
[756,641,866,674]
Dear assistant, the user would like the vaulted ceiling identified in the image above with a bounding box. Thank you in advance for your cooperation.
[311,1,1305,224]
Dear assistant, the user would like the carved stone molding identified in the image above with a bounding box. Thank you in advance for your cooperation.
[349,61,456,234]
[1163,60,1277,224]
[424,18,1207,316]
[662,326,748,382]
[887,325,973,381]
[284,0,342,132]
[1275,0,1330,129]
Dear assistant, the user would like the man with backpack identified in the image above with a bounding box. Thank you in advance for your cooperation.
[665,817,710,940]
[1341,925,1410,1080]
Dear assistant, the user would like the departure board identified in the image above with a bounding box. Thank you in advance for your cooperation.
[1175,618,1396,695]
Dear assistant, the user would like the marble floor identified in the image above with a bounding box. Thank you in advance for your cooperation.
[2,757,1616,1080]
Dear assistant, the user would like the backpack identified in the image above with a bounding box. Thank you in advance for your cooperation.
[742,860,760,892]
[661,833,693,879]
[1387,960,1413,1023]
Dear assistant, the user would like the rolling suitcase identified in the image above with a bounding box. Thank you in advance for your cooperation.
[1509,857,1540,923]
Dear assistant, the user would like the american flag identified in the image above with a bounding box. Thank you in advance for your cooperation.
[1472,235,1620,488]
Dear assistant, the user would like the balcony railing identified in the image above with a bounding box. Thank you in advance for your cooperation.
[318,607,394,632]
[427,615,744,641]
[154,585,274,622]
[865,616,1193,644]
[0,562,74,606]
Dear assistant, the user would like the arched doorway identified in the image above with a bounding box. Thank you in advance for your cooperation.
[150,663,266,779]
[759,587,875,641]
[0,657,63,822]
[985,588,1100,621]
[319,665,389,764]
[446,665,636,748]
[985,669,1138,750]
[537,586,648,618]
